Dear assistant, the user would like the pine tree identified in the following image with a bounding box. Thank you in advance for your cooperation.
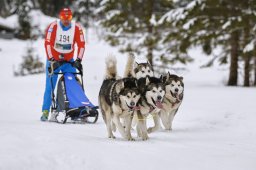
[14,40,44,76]
[160,0,256,86]
[0,0,19,17]
[97,0,173,65]
[72,0,100,27]
[17,0,33,40]
[37,0,73,17]
[240,0,256,87]
[72,0,102,40]
[254,53,256,86]
[157,0,199,68]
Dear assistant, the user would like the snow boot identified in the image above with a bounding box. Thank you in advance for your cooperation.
[49,111,58,122]
[40,110,49,121]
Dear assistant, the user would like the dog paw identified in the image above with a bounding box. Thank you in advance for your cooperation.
[108,135,116,139]
[142,135,149,141]
[147,127,153,133]
[128,137,135,141]
[126,134,135,141]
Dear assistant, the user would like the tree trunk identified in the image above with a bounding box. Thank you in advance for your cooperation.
[254,48,256,86]
[146,0,154,65]
[147,48,153,66]
[244,53,251,87]
[227,31,239,86]
[243,27,251,87]
[146,25,153,65]
[147,25,153,65]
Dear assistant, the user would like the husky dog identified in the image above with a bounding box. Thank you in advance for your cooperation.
[124,54,164,139]
[160,73,184,131]
[125,53,154,79]
[99,55,141,140]
[135,76,165,140]
[134,62,154,79]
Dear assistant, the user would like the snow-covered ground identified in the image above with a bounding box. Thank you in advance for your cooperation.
[0,29,256,170]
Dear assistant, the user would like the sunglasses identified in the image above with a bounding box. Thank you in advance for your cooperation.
[60,15,72,21]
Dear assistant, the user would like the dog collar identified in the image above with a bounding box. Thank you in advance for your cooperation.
[172,100,180,107]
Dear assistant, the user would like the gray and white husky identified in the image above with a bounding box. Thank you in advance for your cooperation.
[98,55,141,140]
[160,72,184,131]
[124,54,154,79]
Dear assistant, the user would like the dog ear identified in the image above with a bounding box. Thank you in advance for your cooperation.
[160,75,164,83]
[147,61,152,66]
[134,62,139,68]
[160,74,163,80]
[179,76,183,81]
[115,81,124,94]
[166,72,170,81]
[147,61,154,71]
[145,76,150,85]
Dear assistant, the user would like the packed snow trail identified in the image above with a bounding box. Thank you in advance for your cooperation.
[0,38,255,170]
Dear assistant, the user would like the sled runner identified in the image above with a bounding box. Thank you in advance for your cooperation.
[49,61,99,124]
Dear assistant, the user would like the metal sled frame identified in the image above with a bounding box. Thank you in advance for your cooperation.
[49,61,99,124]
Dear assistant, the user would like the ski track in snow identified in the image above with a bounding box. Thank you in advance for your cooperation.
[0,36,256,170]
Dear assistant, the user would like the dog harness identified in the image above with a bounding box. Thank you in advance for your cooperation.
[166,96,181,107]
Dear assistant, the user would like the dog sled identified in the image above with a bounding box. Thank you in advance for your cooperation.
[49,61,99,124]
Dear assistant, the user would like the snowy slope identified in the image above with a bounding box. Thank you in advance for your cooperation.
[0,29,256,170]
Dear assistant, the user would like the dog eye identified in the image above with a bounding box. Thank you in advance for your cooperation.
[142,71,145,73]
[152,90,156,93]
[148,70,151,73]
[133,95,137,98]
[171,84,174,86]
[178,85,180,87]
[127,96,130,98]
[160,90,163,93]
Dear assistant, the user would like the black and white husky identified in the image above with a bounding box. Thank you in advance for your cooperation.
[160,73,184,131]
[124,54,165,140]
[98,55,141,140]
[134,76,165,140]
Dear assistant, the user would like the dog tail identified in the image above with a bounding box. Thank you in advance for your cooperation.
[123,53,135,78]
[105,54,117,79]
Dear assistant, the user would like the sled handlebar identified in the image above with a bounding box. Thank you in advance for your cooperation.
[48,60,83,76]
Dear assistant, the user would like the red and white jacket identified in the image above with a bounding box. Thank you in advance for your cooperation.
[44,20,85,61]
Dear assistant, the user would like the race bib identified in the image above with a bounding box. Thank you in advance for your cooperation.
[54,20,75,54]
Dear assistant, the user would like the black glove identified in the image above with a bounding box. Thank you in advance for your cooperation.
[73,58,82,71]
